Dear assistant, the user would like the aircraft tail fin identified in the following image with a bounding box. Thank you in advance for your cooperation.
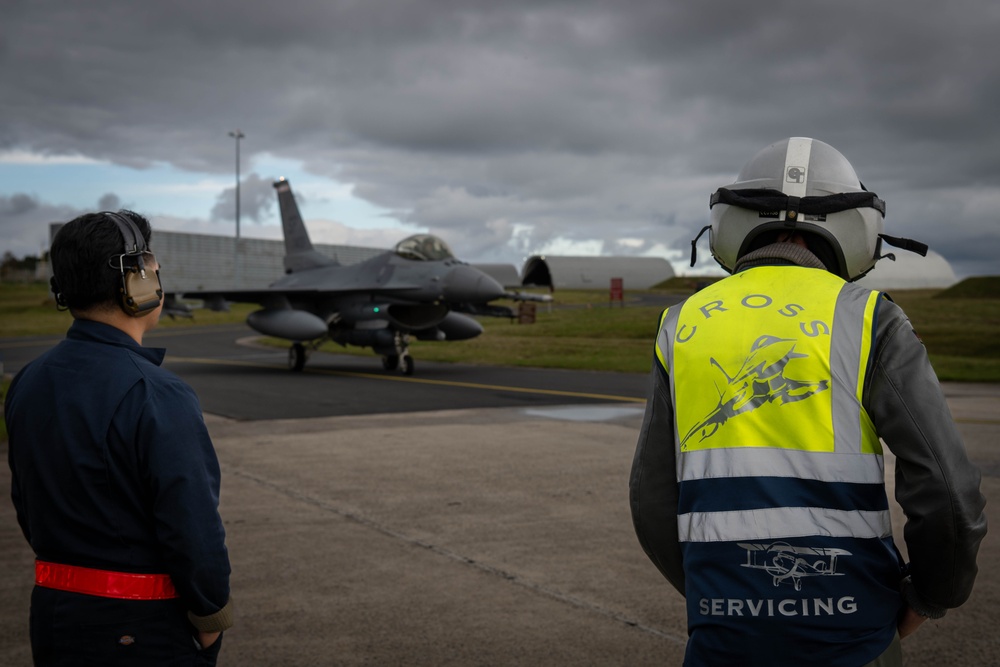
[273,178,337,272]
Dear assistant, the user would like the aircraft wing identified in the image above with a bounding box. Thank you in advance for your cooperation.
[503,291,553,302]
[175,289,297,312]
[176,285,425,311]
[452,302,516,318]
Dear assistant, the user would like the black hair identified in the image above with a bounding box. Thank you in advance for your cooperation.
[49,210,153,313]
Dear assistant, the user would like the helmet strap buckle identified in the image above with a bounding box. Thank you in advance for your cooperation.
[785,196,800,221]
[690,225,712,267]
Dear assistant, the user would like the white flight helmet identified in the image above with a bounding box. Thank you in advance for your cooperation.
[699,137,914,281]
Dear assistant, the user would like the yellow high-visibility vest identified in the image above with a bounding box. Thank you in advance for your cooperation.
[656,266,891,544]
[657,266,882,458]
[654,266,901,662]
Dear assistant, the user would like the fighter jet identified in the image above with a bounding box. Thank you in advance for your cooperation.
[180,178,539,375]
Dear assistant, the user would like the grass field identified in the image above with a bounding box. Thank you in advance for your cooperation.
[1,277,999,382]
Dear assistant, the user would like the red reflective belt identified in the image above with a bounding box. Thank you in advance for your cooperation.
[35,561,179,600]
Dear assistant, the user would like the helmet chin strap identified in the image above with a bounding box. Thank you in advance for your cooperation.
[690,225,712,267]
[877,234,929,262]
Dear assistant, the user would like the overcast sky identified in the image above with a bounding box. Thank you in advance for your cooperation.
[2,0,999,278]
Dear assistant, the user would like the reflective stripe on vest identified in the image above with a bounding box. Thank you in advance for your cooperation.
[655,266,887,543]
[678,506,893,543]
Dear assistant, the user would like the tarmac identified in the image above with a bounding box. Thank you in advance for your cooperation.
[0,383,997,666]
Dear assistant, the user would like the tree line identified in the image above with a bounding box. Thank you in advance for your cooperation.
[1,252,43,282]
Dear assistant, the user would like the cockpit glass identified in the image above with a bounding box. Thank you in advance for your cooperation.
[394,234,455,261]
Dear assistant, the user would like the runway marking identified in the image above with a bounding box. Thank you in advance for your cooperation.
[226,465,686,646]
[12,346,996,421]
[168,356,648,403]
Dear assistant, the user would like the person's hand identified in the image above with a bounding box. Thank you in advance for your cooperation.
[898,606,927,639]
[197,631,221,650]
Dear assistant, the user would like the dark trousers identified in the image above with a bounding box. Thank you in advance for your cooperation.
[863,633,902,667]
[29,586,222,666]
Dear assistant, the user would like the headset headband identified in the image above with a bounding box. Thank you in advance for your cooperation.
[104,211,147,255]
[102,211,163,316]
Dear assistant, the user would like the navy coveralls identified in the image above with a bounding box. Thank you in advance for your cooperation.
[6,319,231,665]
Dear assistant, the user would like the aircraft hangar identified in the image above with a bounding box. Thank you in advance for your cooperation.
[473,263,523,289]
[46,225,959,293]
[520,255,676,290]
[857,249,958,290]
[50,224,680,294]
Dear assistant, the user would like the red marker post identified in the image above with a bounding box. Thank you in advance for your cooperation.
[610,277,624,308]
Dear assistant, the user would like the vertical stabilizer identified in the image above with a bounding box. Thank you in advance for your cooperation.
[273,178,337,272]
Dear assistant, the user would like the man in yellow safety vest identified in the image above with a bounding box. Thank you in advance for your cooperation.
[629,137,986,667]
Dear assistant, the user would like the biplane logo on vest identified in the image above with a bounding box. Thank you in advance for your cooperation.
[738,541,852,592]
[681,334,830,448]
[698,542,859,619]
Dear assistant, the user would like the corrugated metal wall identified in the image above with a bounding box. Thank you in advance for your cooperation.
[157,233,388,292]
[47,225,385,292]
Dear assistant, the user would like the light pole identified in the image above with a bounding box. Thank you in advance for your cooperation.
[228,129,244,286]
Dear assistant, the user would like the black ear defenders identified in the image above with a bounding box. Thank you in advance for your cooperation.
[105,212,164,317]
[50,276,68,310]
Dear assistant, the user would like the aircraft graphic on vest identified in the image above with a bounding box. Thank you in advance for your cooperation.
[681,334,829,448]
[737,541,852,591]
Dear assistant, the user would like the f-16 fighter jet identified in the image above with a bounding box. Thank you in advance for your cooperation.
[181,178,541,375]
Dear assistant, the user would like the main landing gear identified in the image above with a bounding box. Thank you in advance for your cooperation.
[288,342,309,372]
[380,331,415,376]
[288,331,416,376]
[381,353,415,376]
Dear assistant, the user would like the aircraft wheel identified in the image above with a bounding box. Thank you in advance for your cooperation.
[289,343,307,372]
[382,354,399,371]
[399,354,415,376]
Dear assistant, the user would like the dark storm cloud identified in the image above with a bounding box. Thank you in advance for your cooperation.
[1,0,998,275]
[210,173,277,223]
[1,193,38,218]
[97,193,122,211]
[0,193,81,258]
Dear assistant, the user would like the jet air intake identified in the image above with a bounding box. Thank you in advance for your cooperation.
[340,302,450,330]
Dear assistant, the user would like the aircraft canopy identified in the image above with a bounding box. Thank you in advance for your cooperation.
[395,234,455,262]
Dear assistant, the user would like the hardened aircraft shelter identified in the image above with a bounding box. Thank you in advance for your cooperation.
[45,225,961,293]
[521,255,676,290]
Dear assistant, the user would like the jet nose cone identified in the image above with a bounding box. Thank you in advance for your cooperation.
[443,265,505,303]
